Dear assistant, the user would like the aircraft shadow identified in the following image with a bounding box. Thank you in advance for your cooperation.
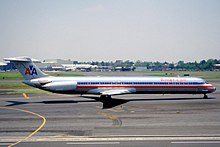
[127,97,215,101]
[5,96,215,108]
[6,99,97,107]
[81,95,215,101]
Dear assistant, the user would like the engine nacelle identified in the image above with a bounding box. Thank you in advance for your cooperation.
[42,81,77,91]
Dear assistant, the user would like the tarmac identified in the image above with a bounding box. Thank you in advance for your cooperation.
[0,80,220,147]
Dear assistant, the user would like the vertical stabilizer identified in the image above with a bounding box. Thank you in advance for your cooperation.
[4,56,47,80]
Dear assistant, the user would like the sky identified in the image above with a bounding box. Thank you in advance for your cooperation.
[0,0,220,62]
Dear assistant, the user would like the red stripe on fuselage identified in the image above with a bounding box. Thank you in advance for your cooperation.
[76,85,214,89]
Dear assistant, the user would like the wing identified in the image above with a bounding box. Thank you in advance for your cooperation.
[100,89,132,95]
[87,88,136,96]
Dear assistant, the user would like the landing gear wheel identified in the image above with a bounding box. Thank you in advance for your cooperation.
[203,94,208,99]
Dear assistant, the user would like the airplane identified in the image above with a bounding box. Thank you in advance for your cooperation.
[4,56,216,108]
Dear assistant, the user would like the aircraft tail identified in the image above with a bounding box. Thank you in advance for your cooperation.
[4,56,48,80]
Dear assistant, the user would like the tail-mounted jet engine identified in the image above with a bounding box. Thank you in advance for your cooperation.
[42,81,77,92]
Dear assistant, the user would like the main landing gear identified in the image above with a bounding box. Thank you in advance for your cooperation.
[203,94,208,99]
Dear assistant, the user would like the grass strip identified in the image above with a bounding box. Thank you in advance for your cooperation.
[0,73,23,80]
[144,71,220,79]
[0,83,31,89]
[0,72,84,80]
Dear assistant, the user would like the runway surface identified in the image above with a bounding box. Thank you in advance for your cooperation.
[0,80,220,147]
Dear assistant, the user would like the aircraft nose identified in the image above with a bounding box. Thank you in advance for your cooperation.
[211,86,216,92]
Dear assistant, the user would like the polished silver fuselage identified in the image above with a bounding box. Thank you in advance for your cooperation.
[25,76,216,95]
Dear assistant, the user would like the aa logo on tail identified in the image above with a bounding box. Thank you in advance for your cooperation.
[25,65,38,75]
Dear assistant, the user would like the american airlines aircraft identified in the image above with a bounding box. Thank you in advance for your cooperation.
[4,57,216,108]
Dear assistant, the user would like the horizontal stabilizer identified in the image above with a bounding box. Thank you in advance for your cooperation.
[4,56,40,62]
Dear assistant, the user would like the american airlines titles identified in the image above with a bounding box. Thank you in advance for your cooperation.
[160,78,187,82]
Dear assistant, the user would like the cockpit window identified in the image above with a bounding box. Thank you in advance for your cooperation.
[203,80,208,84]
